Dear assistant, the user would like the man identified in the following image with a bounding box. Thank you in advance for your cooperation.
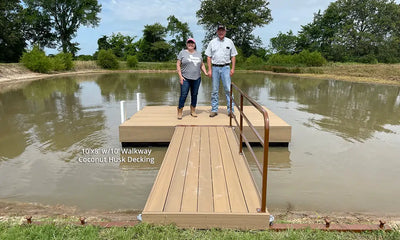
[205,24,238,117]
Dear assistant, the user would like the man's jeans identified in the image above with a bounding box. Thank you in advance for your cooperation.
[211,65,234,113]
[178,78,201,109]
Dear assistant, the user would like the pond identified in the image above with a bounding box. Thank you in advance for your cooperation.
[0,72,399,214]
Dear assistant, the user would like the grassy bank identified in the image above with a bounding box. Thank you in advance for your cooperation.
[73,61,400,85]
[73,61,176,71]
[299,62,400,85]
[0,222,398,240]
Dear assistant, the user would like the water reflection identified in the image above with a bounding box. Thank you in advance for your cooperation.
[95,73,179,105]
[0,72,399,214]
[0,78,106,162]
[264,76,400,142]
[244,147,292,172]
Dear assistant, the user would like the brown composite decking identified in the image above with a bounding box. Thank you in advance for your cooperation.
[119,106,291,144]
[141,126,270,229]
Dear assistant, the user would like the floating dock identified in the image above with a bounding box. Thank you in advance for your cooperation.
[119,105,291,229]
[119,106,291,145]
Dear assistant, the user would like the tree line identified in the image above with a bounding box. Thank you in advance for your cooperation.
[95,15,193,63]
[2,0,400,64]
[270,0,400,63]
[1,0,101,62]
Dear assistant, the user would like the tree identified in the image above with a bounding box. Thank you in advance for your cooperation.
[97,36,111,51]
[137,23,173,62]
[97,33,137,59]
[298,0,400,62]
[0,0,26,62]
[22,6,55,49]
[196,0,272,57]
[167,15,193,55]
[24,0,101,55]
[270,30,299,55]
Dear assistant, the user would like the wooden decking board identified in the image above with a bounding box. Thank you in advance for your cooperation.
[198,127,213,212]
[143,127,184,212]
[142,212,269,230]
[164,127,192,212]
[142,126,269,229]
[181,127,200,212]
[209,127,230,213]
[216,127,247,213]
[225,127,261,213]
[119,106,291,144]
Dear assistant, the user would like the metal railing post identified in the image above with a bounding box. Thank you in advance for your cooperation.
[229,84,233,127]
[239,94,243,154]
[120,101,126,124]
[261,115,270,213]
[136,93,141,111]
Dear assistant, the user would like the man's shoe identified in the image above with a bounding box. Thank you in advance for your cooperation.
[228,112,234,117]
[209,112,218,117]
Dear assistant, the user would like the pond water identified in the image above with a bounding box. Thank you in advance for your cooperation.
[0,72,399,214]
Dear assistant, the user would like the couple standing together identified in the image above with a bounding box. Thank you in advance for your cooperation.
[177,24,238,119]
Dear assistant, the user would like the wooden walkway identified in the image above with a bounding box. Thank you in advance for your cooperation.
[142,126,269,229]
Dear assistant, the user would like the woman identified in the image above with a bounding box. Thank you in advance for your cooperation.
[176,38,208,119]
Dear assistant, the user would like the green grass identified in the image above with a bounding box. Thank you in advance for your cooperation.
[0,222,399,240]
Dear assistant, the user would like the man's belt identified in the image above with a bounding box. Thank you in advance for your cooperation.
[212,63,230,67]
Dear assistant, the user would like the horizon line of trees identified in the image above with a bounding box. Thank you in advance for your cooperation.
[2,0,400,65]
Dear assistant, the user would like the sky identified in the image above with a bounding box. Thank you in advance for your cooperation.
[58,0,339,55]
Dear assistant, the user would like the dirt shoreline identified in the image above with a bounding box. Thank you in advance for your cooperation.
[1,200,399,228]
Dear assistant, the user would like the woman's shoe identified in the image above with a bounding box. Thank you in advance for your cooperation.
[177,107,183,119]
[190,105,197,117]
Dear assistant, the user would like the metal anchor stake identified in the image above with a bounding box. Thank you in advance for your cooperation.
[25,216,32,224]
[379,220,386,229]
[324,218,331,228]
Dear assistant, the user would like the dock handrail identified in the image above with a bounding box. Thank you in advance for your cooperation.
[229,82,270,213]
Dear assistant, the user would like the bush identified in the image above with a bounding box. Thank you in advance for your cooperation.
[267,54,294,66]
[51,52,74,71]
[295,50,327,66]
[245,55,264,66]
[357,54,378,64]
[51,55,65,71]
[60,52,73,70]
[97,49,119,69]
[20,46,53,73]
[126,55,138,68]
[267,50,326,67]
[76,54,94,61]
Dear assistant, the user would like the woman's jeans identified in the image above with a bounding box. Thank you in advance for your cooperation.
[178,77,201,109]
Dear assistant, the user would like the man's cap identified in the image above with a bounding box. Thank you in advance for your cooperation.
[217,24,226,31]
[186,38,196,43]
